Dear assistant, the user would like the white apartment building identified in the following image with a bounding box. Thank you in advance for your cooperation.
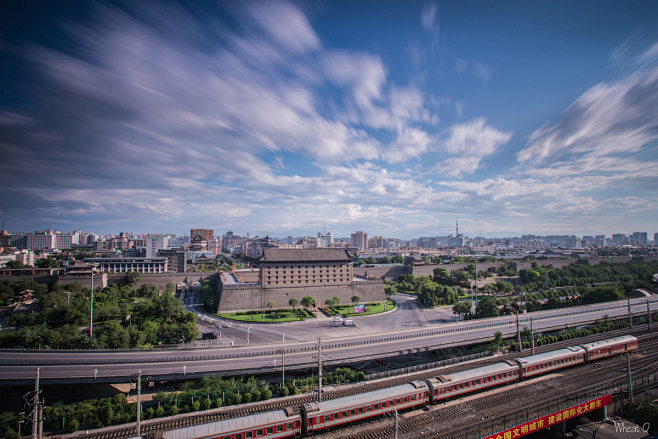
[145,234,168,258]
[26,231,56,250]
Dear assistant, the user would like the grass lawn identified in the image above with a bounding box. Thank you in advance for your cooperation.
[216,309,314,322]
[331,300,396,317]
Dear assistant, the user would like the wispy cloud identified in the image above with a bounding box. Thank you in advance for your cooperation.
[435,118,512,177]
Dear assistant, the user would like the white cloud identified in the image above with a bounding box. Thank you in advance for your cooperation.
[322,50,387,112]
[472,62,494,83]
[421,2,438,31]
[246,1,321,53]
[435,118,512,176]
[517,63,658,164]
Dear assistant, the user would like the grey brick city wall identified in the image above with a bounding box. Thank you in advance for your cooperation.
[217,280,386,312]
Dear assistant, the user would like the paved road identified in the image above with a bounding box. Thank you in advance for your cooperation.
[187,293,455,346]
[0,297,655,384]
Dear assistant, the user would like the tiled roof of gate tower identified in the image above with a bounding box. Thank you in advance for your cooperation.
[260,248,352,262]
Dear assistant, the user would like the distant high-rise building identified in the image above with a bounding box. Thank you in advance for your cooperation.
[222,230,234,251]
[350,231,368,250]
[654,232,658,246]
[566,235,582,249]
[630,232,647,247]
[26,230,56,250]
[145,234,167,258]
[317,231,333,247]
[594,235,607,247]
[157,248,187,272]
[612,234,627,245]
[368,236,386,249]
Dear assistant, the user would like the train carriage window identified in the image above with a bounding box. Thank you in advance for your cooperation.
[374,403,380,409]
[343,411,348,417]
[403,397,408,402]
[366,406,372,412]
[277,425,283,432]
[324,415,331,422]
[246,432,253,439]
[267,427,273,434]
[257,429,263,436]
[236,435,244,439]
[359,408,364,414]
[396,399,401,404]
[350,409,356,415]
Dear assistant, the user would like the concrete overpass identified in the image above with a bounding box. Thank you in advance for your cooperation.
[0,297,655,385]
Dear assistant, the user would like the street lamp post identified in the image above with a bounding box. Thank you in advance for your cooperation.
[89,263,99,339]
[247,324,254,345]
[474,260,478,316]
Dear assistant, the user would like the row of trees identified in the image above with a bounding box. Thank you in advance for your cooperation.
[0,367,368,438]
[0,277,198,349]
[395,274,459,307]
[518,260,658,291]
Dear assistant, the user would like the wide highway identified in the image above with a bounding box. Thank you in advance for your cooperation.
[0,297,655,384]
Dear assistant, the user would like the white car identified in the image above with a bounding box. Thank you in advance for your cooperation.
[343,319,356,326]
[331,317,344,327]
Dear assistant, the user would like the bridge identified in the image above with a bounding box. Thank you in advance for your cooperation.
[0,297,655,385]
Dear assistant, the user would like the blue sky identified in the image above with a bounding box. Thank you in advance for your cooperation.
[1,1,657,239]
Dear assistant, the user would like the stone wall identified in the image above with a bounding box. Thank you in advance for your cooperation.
[217,280,386,312]
[57,271,218,290]
[353,265,409,280]
[233,269,260,283]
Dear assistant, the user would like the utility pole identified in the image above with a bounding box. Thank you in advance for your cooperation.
[626,352,633,403]
[281,349,285,389]
[516,311,522,352]
[394,409,399,439]
[136,370,142,437]
[316,338,323,402]
[38,403,43,439]
[474,260,478,316]
[32,368,40,439]
[530,318,535,355]
[89,264,98,339]
[647,300,652,333]
[627,298,633,328]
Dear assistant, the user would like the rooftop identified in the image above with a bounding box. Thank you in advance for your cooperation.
[261,248,352,263]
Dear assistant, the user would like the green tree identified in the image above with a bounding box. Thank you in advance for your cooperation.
[119,271,141,288]
[433,268,451,285]
[476,296,499,318]
[351,295,360,305]
[36,258,59,268]
[288,298,299,310]
[6,260,24,269]
[266,301,275,311]
[300,296,315,309]
[452,301,472,320]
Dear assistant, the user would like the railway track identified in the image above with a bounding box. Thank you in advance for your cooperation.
[68,327,655,439]
[322,334,658,439]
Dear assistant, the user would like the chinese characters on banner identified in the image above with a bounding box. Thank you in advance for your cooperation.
[482,394,613,439]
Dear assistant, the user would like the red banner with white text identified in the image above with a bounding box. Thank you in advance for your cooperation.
[482,394,613,439]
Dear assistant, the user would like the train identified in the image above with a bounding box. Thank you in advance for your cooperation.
[160,335,637,439]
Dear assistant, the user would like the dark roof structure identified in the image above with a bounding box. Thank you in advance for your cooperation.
[260,248,352,263]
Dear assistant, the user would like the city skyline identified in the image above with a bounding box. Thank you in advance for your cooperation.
[1,1,658,238]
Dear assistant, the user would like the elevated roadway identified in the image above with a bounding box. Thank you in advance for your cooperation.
[0,297,655,385]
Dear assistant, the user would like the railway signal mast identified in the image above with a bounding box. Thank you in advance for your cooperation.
[315,338,323,402]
